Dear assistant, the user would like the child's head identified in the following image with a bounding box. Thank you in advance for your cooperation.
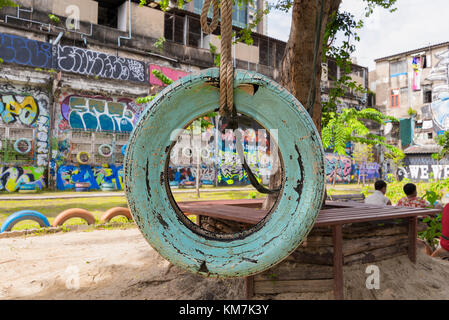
[403,183,417,197]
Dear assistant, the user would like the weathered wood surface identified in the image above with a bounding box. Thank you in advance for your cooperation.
[255,263,333,281]
[254,279,334,294]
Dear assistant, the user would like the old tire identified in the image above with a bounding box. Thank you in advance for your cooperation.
[52,208,96,227]
[75,182,90,188]
[76,151,91,164]
[98,144,113,157]
[14,138,32,154]
[101,207,133,223]
[124,68,325,278]
[1,210,50,233]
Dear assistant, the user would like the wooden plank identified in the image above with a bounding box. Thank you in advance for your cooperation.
[408,216,417,263]
[244,276,255,299]
[254,279,334,294]
[344,243,408,266]
[255,262,333,281]
[332,224,344,300]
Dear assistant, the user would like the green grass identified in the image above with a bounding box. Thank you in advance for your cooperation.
[0,189,265,232]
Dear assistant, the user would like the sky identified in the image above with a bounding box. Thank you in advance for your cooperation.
[266,0,449,71]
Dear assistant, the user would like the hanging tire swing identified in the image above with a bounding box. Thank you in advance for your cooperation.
[125,68,325,277]
[124,0,324,278]
[14,138,32,154]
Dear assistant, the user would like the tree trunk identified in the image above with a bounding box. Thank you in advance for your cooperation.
[263,0,342,210]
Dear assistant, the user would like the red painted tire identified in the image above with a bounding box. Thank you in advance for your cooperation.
[100,207,133,223]
[52,208,96,227]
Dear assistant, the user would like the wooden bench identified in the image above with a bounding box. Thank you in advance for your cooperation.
[178,199,441,300]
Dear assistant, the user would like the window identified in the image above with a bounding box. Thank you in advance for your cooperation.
[428,132,433,140]
[164,13,185,45]
[390,89,399,108]
[187,16,201,47]
[424,87,432,103]
[97,1,120,29]
[390,60,407,77]
[232,3,248,28]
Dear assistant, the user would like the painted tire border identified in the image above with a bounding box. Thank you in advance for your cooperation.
[124,68,325,278]
[14,138,32,154]
[101,207,133,223]
[98,144,113,157]
[52,208,96,227]
[0,210,50,233]
[76,151,91,164]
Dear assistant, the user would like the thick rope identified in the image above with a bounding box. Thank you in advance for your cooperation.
[200,0,279,195]
[200,0,234,117]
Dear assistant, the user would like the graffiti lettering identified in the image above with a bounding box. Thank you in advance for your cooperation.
[0,96,39,125]
[54,45,146,83]
[0,33,52,68]
[59,94,141,133]
[0,85,51,167]
[56,164,124,190]
[0,167,46,192]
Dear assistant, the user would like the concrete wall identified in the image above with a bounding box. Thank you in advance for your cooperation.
[235,41,259,65]
[52,0,98,24]
[118,2,164,39]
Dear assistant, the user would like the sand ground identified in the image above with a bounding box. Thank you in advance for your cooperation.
[1,227,449,300]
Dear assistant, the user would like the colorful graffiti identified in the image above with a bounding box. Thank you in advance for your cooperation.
[325,153,353,183]
[0,167,46,192]
[56,164,124,190]
[427,49,449,131]
[0,84,51,166]
[58,93,142,133]
[168,166,216,186]
[149,64,189,86]
[54,45,147,83]
[0,95,39,125]
[412,56,422,91]
[325,153,380,183]
[0,33,52,69]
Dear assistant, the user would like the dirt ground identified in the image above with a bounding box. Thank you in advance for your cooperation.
[1,227,449,300]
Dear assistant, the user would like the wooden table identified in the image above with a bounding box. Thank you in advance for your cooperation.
[178,199,441,300]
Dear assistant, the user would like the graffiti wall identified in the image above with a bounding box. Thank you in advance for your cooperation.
[57,92,142,133]
[0,84,51,167]
[427,48,449,132]
[53,45,147,83]
[398,155,449,181]
[325,154,353,183]
[168,166,216,186]
[0,33,52,69]
[56,164,123,190]
[325,153,380,183]
[0,166,46,192]
[149,64,189,86]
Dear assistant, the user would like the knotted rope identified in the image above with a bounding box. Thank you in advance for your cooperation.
[200,0,234,117]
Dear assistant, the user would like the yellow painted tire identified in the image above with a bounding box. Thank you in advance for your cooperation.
[76,151,91,165]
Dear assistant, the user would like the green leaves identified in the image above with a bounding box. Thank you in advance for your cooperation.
[154,36,166,52]
[322,107,402,158]
[0,0,17,9]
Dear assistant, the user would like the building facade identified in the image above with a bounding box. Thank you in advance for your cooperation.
[0,0,370,192]
[372,42,449,181]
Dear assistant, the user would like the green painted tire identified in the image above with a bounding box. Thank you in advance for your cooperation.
[14,138,32,154]
[124,68,325,278]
